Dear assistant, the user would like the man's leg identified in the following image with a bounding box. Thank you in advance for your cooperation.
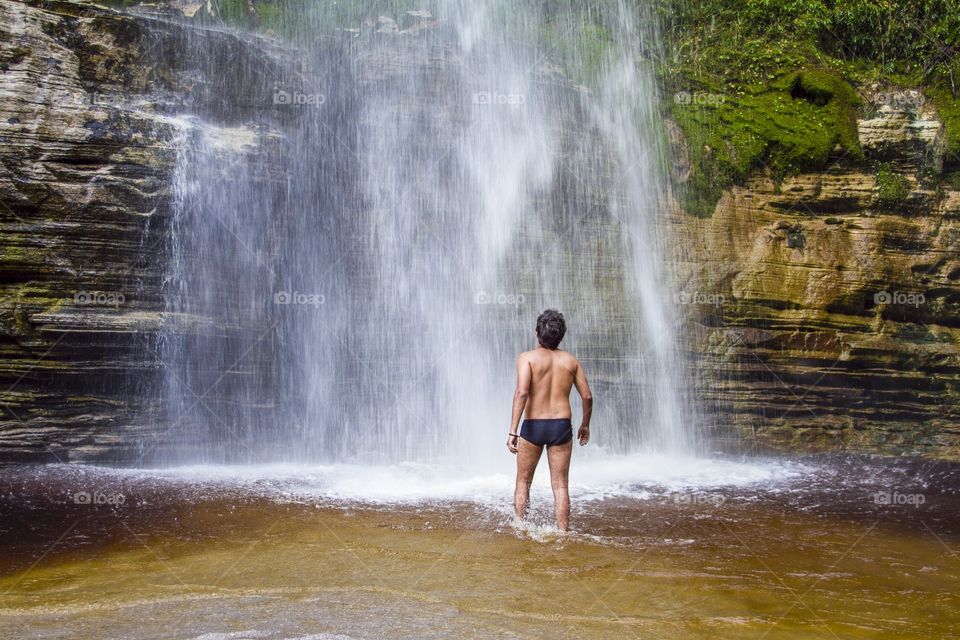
[514,438,543,520]
[546,439,573,530]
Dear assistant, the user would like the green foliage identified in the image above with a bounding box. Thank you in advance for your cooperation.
[944,169,960,190]
[534,19,615,86]
[824,1,960,71]
[201,0,440,40]
[658,0,959,74]
[874,162,911,209]
[217,0,251,27]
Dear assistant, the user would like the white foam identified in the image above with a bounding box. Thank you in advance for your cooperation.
[189,633,358,640]
[190,632,272,640]
[103,452,814,506]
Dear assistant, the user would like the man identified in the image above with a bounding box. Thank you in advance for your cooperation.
[507,309,592,531]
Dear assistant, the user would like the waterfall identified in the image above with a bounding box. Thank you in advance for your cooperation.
[589,0,700,452]
[158,0,700,466]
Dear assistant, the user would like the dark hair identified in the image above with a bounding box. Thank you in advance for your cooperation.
[536,309,566,349]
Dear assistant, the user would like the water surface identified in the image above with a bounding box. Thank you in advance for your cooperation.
[2,454,957,639]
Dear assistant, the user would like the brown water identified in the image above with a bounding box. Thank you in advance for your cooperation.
[1,456,958,639]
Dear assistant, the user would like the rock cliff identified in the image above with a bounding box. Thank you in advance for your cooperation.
[0,0,286,461]
[670,88,960,458]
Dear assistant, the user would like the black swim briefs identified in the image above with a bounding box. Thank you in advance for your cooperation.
[519,418,573,446]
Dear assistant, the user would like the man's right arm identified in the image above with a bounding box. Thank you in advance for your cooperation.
[573,360,593,446]
[507,353,531,454]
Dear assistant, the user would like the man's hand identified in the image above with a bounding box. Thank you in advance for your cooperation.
[578,425,590,446]
[506,433,519,454]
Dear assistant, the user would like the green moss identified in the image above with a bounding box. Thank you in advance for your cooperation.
[0,284,68,337]
[658,0,960,79]
[929,86,960,166]
[1,244,48,265]
[656,0,867,217]
[669,68,862,216]
[3,283,60,303]
[874,163,911,210]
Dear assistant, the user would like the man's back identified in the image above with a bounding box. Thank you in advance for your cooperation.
[508,309,592,531]
[520,348,579,420]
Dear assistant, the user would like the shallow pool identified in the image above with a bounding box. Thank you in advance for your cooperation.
[1,453,957,639]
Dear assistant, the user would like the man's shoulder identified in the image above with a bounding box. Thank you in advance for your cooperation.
[552,349,578,369]
[519,349,579,366]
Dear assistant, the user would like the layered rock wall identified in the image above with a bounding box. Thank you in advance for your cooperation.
[671,89,960,457]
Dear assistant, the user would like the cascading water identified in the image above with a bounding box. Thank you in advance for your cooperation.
[588,0,701,453]
[159,0,701,466]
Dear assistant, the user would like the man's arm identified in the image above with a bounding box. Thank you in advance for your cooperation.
[573,360,593,446]
[507,354,531,454]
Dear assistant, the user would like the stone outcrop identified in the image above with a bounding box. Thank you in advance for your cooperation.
[670,87,960,458]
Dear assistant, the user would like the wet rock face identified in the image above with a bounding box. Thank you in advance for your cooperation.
[0,0,288,462]
[0,0,165,463]
[672,88,960,458]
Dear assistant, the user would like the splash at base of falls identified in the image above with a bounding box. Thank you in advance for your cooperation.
[55,452,813,506]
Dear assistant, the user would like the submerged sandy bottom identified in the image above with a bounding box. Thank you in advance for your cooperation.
[1,453,958,639]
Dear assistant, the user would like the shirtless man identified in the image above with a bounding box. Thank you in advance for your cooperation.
[507,309,593,531]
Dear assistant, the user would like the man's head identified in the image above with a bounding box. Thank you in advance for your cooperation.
[536,309,566,349]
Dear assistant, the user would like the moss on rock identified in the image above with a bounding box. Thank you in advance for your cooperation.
[929,86,960,166]
[668,68,862,217]
[874,162,911,210]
